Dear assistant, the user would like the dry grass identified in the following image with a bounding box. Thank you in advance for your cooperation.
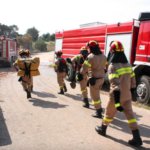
[45,41,55,51]
[49,64,54,68]
[132,101,150,110]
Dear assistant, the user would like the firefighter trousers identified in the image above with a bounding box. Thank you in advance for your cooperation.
[79,74,88,99]
[31,76,33,86]
[22,76,32,92]
[90,78,104,110]
[102,99,138,131]
[57,72,67,89]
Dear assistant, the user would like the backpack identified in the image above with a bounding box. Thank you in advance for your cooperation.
[58,58,67,72]
[77,54,89,71]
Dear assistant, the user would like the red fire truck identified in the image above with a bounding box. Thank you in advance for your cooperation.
[0,36,18,67]
[54,12,150,104]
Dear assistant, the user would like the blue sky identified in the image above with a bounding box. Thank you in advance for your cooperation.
[1,0,150,35]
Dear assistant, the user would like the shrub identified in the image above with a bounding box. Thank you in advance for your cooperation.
[34,40,47,51]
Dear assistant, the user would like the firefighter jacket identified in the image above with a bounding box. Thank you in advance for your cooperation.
[80,53,107,78]
[71,54,88,72]
[54,57,69,73]
[108,63,136,102]
[71,55,80,66]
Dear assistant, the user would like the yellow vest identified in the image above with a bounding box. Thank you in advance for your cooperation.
[17,57,40,76]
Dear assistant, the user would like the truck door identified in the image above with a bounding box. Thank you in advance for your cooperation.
[135,20,150,64]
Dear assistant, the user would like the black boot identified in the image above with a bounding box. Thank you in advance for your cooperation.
[25,89,31,99]
[58,89,64,94]
[95,124,107,136]
[92,108,103,118]
[82,98,89,108]
[63,85,67,92]
[128,129,142,146]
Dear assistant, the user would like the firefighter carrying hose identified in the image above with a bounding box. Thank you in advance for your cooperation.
[13,49,32,98]
[95,41,142,146]
[70,46,89,108]
[54,50,69,94]
[25,50,33,92]
[80,40,107,118]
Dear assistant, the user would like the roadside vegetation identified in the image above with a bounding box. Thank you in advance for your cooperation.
[0,23,55,52]
[132,101,150,110]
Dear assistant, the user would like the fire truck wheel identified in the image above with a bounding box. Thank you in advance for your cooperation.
[136,76,150,103]
[65,63,74,81]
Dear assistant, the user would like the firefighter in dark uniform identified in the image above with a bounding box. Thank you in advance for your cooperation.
[71,46,89,108]
[25,49,33,92]
[13,49,32,98]
[80,40,107,118]
[54,50,69,94]
[95,41,142,146]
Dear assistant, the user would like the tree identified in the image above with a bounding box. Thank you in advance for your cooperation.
[0,24,19,38]
[9,25,19,38]
[50,33,55,41]
[35,40,47,51]
[26,27,39,42]
[17,34,32,49]
[41,33,50,42]
[0,24,11,36]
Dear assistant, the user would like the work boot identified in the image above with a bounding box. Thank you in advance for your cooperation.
[63,85,67,92]
[92,109,103,118]
[82,98,89,108]
[25,89,32,99]
[31,86,33,92]
[128,129,142,146]
[58,89,64,94]
[95,124,107,136]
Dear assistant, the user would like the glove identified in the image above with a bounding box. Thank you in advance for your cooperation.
[18,76,22,82]
[66,58,72,64]
[113,91,123,112]
[117,106,124,112]
[130,88,137,101]
[76,73,83,81]
[87,80,89,87]
[130,88,136,93]
[66,69,68,74]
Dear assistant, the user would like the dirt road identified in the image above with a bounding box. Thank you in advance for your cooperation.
[0,52,150,150]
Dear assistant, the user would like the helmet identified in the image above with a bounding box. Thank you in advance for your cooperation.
[55,50,63,55]
[70,81,76,89]
[25,50,30,54]
[19,49,26,55]
[86,40,99,48]
[110,41,124,53]
[79,46,88,54]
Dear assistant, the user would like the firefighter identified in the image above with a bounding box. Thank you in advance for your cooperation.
[71,46,89,108]
[13,49,32,99]
[54,50,69,94]
[80,40,107,118]
[95,41,142,146]
[25,49,33,92]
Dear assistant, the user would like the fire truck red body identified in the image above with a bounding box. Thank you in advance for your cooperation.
[0,37,18,67]
[55,12,150,103]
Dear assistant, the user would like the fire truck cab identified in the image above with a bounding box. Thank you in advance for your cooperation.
[0,36,18,67]
[54,12,150,104]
